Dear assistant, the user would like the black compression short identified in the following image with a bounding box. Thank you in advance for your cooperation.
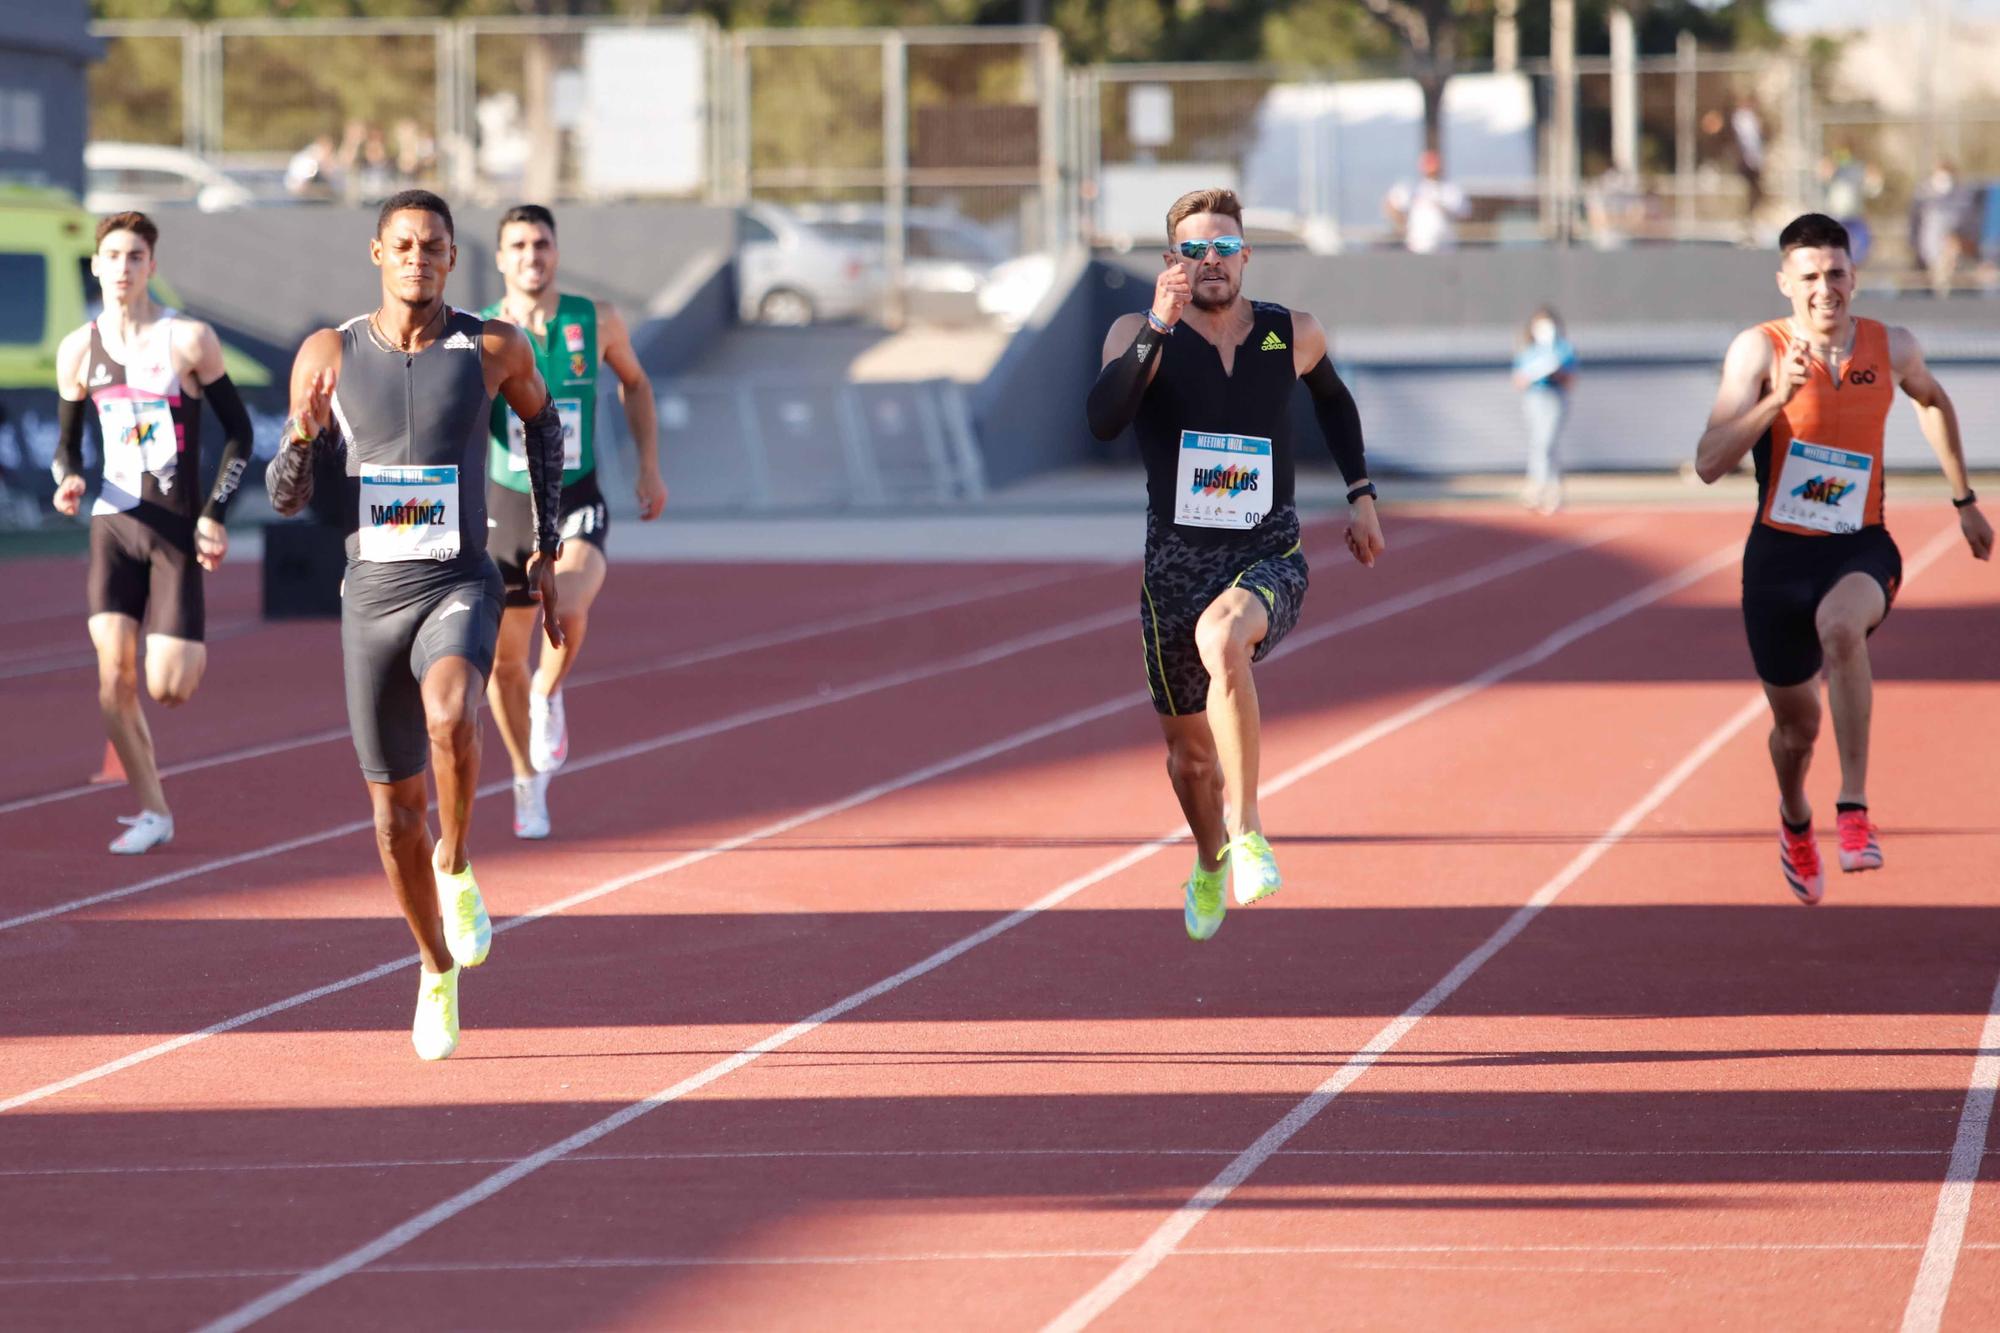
[87,511,204,641]
[488,472,609,608]
[1140,506,1309,716]
[1740,524,1902,688]
[340,558,504,783]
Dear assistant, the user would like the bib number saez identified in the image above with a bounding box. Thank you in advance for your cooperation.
[1769,440,1871,534]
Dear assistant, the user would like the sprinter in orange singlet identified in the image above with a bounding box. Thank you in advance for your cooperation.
[1696,213,1992,906]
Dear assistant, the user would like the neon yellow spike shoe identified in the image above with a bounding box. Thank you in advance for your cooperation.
[435,858,491,968]
[1226,830,1282,905]
[1184,861,1227,941]
[412,964,460,1061]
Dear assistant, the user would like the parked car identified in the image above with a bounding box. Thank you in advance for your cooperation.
[793,203,1006,298]
[735,201,1012,325]
[83,142,274,214]
[735,202,883,326]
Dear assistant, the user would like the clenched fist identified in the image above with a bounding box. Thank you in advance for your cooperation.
[1152,264,1191,331]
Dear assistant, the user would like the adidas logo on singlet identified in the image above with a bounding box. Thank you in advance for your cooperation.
[1260,330,1287,351]
[442,331,479,350]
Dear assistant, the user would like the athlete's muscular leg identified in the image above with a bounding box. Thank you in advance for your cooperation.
[366,774,452,974]
[88,613,168,817]
[1159,714,1225,872]
[1194,587,1272,841]
[422,655,486,875]
[485,606,539,780]
[1816,571,1888,807]
[1763,679,1821,827]
[143,635,207,707]
[530,542,607,698]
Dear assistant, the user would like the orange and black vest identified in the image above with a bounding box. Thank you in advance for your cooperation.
[1752,317,1894,535]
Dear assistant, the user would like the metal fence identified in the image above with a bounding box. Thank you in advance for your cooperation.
[650,377,985,511]
[1081,47,1811,253]
[92,15,1954,262]
[89,16,716,205]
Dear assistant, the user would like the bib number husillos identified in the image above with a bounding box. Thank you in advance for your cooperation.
[507,398,583,471]
[359,464,461,562]
[1769,440,1871,534]
[1175,430,1274,530]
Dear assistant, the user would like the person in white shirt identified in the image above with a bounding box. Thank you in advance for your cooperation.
[1384,149,1468,254]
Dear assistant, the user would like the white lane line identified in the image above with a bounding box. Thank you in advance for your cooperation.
[0,1253,1674,1287]
[0,1144,1950,1179]
[1041,689,1770,1332]
[0,526,1549,936]
[0,619,261,681]
[1886,517,1997,1328]
[1902,973,2000,1333]
[1047,518,1972,1333]
[0,529,1446,818]
[192,540,1729,1333]
[3,525,1569,1110]
[0,567,1090,818]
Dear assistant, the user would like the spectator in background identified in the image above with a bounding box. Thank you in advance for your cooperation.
[1817,149,1879,265]
[393,119,437,182]
[1912,161,1972,296]
[355,124,395,202]
[1703,97,1765,240]
[285,134,339,200]
[1384,149,1468,254]
[1512,306,1577,516]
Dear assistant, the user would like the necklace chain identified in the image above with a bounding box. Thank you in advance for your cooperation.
[371,303,445,353]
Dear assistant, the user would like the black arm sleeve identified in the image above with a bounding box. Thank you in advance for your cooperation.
[1086,322,1166,441]
[264,428,330,518]
[53,396,87,483]
[198,373,256,524]
[1300,355,1367,485]
[520,397,565,554]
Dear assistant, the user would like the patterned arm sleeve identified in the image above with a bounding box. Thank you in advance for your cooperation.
[265,430,339,517]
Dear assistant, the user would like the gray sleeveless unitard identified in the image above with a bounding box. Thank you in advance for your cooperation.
[268,307,506,782]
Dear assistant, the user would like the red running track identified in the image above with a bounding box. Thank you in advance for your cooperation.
[1,505,1997,1333]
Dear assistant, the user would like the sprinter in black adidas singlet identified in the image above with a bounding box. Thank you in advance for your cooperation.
[265,190,567,1060]
[51,210,257,855]
[1086,187,1385,942]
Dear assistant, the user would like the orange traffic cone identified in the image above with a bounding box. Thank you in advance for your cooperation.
[90,740,126,786]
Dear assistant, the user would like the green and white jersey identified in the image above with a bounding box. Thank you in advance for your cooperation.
[485,292,598,493]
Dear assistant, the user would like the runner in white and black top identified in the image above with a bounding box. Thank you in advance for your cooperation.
[51,210,257,856]
[266,189,565,1061]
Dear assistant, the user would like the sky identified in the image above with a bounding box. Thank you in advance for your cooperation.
[1770,0,2000,33]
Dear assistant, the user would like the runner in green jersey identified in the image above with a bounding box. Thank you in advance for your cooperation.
[484,204,667,839]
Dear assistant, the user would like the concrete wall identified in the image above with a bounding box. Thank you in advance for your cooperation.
[1098,245,2000,334]
[968,251,1107,491]
[146,202,737,372]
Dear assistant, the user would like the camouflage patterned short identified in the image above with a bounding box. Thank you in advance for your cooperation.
[1138,505,1309,716]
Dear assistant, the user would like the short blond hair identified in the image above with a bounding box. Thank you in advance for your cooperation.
[1165,188,1244,246]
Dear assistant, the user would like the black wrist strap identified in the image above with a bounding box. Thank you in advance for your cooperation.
[1953,489,1978,508]
[1347,481,1377,504]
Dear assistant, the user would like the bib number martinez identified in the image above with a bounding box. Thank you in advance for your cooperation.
[358,464,461,562]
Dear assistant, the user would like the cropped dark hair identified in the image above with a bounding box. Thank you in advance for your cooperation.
[95,211,158,252]
[1779,213,1851,257]
[498,203,556,241]
[376,188,455,240]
